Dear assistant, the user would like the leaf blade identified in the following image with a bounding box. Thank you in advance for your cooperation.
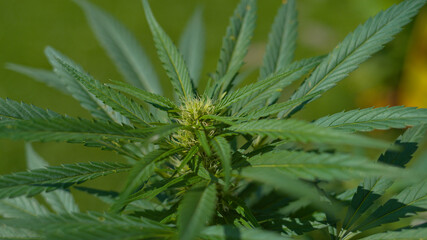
[142,0,194,101]
[74,0,162,94]
[178,184,218,240]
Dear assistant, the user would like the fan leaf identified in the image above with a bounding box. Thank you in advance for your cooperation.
[228,119,391,149]
[74,0,162,94]
[286,0,427,116]
[359,228,427,240]
[201,225,292,240]
[314,106,427,132]
[142,0,194,101]
[6,63,68,94]
[178,183,218,240]
[55,57,153,126]
[259,0,297,80]
[45,47,129,124]
[246,150,402,181]
[26,144,79,214]
[211,136,232,190]
[0,162,131,199]
[0,98,60,121]
[209,0,257,98]
[342,124,427,234]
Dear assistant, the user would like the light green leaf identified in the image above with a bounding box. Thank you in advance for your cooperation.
[178,183,217,240]
[0,116,162,143]
[359,228,427,240]
[217,69,295,110]
[26,144,79,214]
[0,225,39,240]
[74,0,162,94]
[236,56,324,114]
[245,93,319,119]
[259,0,297,80]
[0,197,50,218]
[0,162,131,199]
[45,47,129,124]
[211,0,257,97]
[0,98,60,121]
[179,7,205,86]
[286,0,427,116]
[229,119,391,149]
[201,225,292,240]
[246,150,402,181]
[6,63,68,94]
[55,57,153,126]
[314,106,427,132]
[0,212,173,240]
[211,136,232,190]
[107,80,177,111]
[142,0,194,101]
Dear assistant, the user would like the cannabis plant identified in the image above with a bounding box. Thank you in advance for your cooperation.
[1,0,427,239]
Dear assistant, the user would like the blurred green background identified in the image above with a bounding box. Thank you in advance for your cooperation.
[1,0,426,211]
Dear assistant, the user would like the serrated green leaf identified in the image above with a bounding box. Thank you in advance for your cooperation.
[123,174,201,206]
[259,0,297,80]
[245,93,319,119]
[110,148,182,213]
[0,162,131,199]
[55,57,153,126]
[246,150,402,181]
[201,225,292,240]
[142,0,194,101]
[236,56,324,114]
[314,106,427,132]
[0,197,50,218]
[178,183,217,240]
[210,0,257,97]
[211,136,232,190]
[74,0,161,94]
[286,0,427,117]
[179,7,205,86]
[173,145,199,177]
[217,68,295,110]
[354,179,427,231]
[237,167,337,214]
[342,125,427,235]
[26,144,79,214]
[0,98,60,121]
[107,80,178,111]
[359,228,427,240]
[6,63,68,94]
[0,116,156,143]
[196,130,212,156]
[229,119,391,149]
[0,212,173,240]
[0,225,39,240]
[45,47,129,124]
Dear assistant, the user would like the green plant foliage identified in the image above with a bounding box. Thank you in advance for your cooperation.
[1,0,427,239]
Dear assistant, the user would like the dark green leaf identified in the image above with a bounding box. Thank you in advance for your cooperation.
[178,183,217,240]
[0,162,131,199]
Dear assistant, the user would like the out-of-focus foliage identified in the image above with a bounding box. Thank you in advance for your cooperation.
[0,0,426,213]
